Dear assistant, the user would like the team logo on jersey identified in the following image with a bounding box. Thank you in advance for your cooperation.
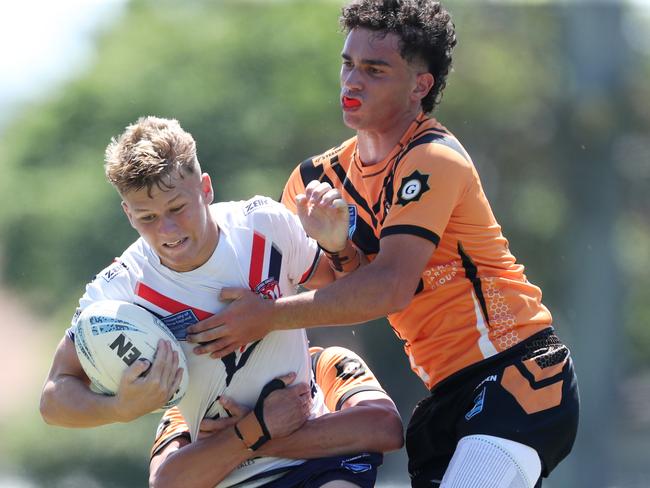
[100,260,128,283]
[335,356,365,379]
[243,197,273,215]
[347,204,357,238]
[396,170,430,206]
[465,386,486,421]
[255,277,281,300]
[160,309,199,340]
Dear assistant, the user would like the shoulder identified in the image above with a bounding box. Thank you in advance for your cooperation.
[214,197,298,232]
[402,120,472,169]
[290,137,357,186]
[394,122,475,192]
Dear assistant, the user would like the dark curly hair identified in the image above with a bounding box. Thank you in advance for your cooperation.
[340,0,457,113]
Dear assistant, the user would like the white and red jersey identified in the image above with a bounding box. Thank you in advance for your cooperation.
[70,196,325,488]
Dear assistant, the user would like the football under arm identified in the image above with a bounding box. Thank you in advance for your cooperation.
[39,335,123,427]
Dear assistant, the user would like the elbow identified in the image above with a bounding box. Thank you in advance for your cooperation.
[368,405,404,452]
[379,410,405,452]
[149,466,176,488]
[39,388,58,426]
[380,282,415,315]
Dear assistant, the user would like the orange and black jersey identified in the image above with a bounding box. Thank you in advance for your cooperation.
[151,346,386,458]
[282,113,552,390]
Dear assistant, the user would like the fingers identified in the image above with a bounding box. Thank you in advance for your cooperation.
[148,340,175,382]
[219,396,250,418]
[219,287,248,302]
[304,181,344,209]
[198,417,237,439]
[275,372,297,387]
[124,357,151,381]
[186,314,224,336]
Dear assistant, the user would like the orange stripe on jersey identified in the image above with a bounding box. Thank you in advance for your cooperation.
[309,346,385,412]
[501,365,563,414]
[284,113,552,390]
[151,406,190,458]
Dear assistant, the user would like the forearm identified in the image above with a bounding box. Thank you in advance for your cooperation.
[40,375,123,427]
[258,402,404,459]
[272,260,405,331]
[151,428,251,488]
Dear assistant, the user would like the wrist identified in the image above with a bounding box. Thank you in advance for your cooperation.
[109,396,133,423]
[320,240,360,273]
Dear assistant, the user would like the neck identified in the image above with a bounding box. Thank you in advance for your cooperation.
[356,110,420,166]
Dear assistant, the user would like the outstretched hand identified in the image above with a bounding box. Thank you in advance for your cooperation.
[186,287,275,359]
[296,180,349,252]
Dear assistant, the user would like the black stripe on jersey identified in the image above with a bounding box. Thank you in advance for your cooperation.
[330,157,379,228]
[410,130,471,162]
[415,278,424,296]
[352,214,380,255]
[222,340,261,387]
[311,349,324,375]
[299,157,325,186]
[457,242,490,327]
[269,243,282,282]
[380,224,441,247]
[335,386,387,411]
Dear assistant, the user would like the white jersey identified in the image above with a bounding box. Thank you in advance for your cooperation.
[70,196,327,488]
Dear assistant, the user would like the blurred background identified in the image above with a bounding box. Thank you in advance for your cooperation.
[0,0,649,486]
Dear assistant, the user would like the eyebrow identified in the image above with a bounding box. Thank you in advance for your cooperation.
[131,195,184,213]
[341,53,391,67]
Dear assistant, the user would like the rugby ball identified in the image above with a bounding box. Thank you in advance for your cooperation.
[74,300,189,409]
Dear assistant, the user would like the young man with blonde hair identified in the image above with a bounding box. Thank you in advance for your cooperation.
[40,116,402,487]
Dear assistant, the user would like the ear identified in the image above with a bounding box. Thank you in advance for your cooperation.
[201,173,214,205]
[412,72,435,103]
[121,201,136,229]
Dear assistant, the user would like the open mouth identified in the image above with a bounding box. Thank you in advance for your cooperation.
[163,237,188,248]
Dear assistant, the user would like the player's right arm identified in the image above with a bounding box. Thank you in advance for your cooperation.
[40,333,181,427]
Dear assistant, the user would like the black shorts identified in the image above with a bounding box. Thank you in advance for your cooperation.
[260,452,383,488]
[406,328,579,488]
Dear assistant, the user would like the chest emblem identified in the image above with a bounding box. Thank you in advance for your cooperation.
[396,170,430,206]
[347,204,358,238]
[255,277,281,300]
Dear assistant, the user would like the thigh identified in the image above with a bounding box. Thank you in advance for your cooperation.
[440,434,541,488]
[406,394,462,487]
[458,344,579,477]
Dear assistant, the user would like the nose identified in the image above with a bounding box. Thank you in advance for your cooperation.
[341,65,362,92]
[158,215,179,235]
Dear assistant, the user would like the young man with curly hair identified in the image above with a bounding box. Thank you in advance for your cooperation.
[187,1,580,487]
